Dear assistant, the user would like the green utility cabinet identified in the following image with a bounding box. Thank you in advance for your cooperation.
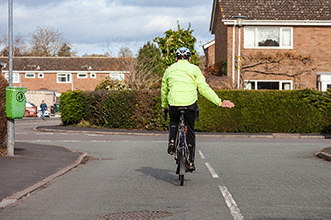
[6,87,27,119]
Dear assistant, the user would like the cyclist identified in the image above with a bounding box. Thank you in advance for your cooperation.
[161,47,235,172]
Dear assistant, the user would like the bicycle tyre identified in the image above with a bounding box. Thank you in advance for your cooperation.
[179,155,186,186]
[179,175,184,186]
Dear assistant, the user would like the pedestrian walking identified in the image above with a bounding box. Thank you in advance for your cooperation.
[40,100,48,120]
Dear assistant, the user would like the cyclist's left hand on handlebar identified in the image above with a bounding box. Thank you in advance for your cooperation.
[220,100,235,108]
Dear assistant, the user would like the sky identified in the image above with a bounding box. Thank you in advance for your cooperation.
[0,0,215,57]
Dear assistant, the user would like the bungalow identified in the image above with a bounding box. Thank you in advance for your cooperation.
[209,0,331,91]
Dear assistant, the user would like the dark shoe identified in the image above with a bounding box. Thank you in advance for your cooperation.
[167,139,175,155]
[188,162,195,172]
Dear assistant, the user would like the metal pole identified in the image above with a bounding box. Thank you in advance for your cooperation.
[237,26,241,89]
[7,0,15,156]
[232,23,236,86]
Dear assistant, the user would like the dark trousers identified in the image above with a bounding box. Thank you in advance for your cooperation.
[168,102,198,163]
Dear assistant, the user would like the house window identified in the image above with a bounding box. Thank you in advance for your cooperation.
[77,73,88,78]
[109,73,124,81]
[25,73,35,78]
[244,27,293,49]
[38,73,44,78]
[57,73,72,83]
[4,73,20,83]
[90,73,96,78]
[245,80,292,90]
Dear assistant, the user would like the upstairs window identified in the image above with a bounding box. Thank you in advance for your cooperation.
[244,27,293,49]
[25,73,36,78]
[77,73,88,78]
[109,73,125,81]
[57,73,72,83]
[5,73,20,83]
[90,73,96,78]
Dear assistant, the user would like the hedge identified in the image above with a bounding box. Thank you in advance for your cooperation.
[195,89,331,133]
[0,74,8,144]
[60,89,331,134]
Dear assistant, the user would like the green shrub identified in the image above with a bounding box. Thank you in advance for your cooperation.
[60,90,86,125]
[0,74,8,144]
[84,90,136,129]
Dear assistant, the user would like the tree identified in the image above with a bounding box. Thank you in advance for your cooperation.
[57,43,75,57]
[118,46,133,57]
[137,41,163,78]
[29,26,66,56]
[0,33,25,56]
[153,22,200,70]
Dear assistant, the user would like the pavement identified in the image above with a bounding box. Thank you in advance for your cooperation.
[0,122,330,210]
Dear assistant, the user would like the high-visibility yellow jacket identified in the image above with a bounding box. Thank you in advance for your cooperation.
[161,59,222,108]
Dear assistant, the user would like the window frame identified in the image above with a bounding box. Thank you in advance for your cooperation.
[57,73,72,83]
[25,73,36,78]
[90,73,96,79]
[38,73,44,78]
[4,72,20,83]
[244,26,293,49]
[245,80,293,90]
[109,73,125,81]
[77,73,88,79]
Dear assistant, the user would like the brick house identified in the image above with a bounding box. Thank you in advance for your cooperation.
[209,0,331,91]
[0,57,129,107]
[0,56,129,92]
[203,40,215,69]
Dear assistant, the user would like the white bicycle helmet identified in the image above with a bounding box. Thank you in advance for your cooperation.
[176,47,191,59]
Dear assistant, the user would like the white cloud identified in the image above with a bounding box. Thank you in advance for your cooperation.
[0,0,214,56]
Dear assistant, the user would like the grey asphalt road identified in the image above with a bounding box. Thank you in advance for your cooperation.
[0,118,330,220]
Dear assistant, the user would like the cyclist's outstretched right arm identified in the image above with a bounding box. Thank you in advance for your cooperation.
[195,68,235,108]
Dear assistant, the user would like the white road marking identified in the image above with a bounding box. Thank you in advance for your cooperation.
[198,150,205,159]
[219,186,244,220]
[205,162,219,178]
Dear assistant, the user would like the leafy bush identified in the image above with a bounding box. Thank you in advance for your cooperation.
[95,77,129,91]
[84,90,136,129]
[0,74,8,144]
[60,90,86,125]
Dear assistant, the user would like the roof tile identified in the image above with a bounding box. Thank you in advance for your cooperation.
[0,57,130,72]
[219,0,331,20]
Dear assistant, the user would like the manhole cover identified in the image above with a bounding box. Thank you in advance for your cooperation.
[102,211,173,219]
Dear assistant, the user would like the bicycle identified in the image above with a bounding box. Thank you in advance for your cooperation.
[175,107,190,186]
[165,107,191,186]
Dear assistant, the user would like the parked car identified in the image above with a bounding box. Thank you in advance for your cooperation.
[24,101,37,117]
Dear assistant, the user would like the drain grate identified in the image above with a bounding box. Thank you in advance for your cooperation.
[102,211,173,219]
